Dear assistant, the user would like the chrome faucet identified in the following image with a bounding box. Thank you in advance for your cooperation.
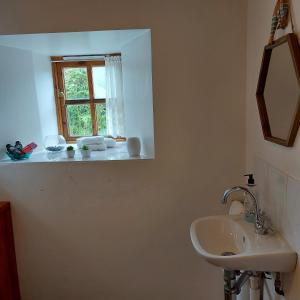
[221,186,268,235]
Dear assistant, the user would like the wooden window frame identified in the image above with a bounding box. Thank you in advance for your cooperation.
[51,59,106,142]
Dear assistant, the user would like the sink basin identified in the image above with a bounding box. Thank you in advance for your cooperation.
[190,215,297,272]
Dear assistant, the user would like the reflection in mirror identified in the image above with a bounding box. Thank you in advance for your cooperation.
[256,33,300,147]
[0,29,155,162]
[264,42,299,140]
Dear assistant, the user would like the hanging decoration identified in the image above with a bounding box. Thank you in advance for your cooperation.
[269,0,291,44]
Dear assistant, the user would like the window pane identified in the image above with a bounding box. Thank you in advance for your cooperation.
[96,104,107,135]
[92,66,106,99]
[67,104,92,136]
[63,67,89,100]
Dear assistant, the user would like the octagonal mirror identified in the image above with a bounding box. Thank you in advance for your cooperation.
[256,33,300,147]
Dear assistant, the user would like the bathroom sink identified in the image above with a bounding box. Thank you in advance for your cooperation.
[190,215,297,272]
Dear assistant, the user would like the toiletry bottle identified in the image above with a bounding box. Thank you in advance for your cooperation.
[244,174,256,223]
[21,142,37,154]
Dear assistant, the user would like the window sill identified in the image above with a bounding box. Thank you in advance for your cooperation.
[0,142,152,165]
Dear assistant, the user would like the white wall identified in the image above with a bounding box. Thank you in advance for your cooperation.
[0,1,247,299]
[0,46,57,156]
[252,157,300,300]
[246,0,300,298]
[32,53,58,139]
[122,30,154,157]
[0,45,44,157]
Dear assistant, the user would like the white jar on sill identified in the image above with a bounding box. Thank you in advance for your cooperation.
[127,137,141,157]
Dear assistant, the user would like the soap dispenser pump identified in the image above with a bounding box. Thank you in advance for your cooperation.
[244,174,257,223]
[245,174,255,186]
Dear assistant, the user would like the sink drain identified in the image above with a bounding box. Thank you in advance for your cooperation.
[221,251,236,256]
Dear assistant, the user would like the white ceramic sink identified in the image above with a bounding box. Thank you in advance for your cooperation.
[190,215,297,272]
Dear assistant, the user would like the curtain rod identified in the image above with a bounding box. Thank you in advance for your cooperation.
[51,53,121,62]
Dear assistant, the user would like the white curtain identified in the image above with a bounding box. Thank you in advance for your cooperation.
[105,56,125,137]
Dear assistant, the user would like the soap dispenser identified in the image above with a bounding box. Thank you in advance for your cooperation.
[244,174,256,223]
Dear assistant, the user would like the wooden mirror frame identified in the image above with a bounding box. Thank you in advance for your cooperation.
[256,33,300,147]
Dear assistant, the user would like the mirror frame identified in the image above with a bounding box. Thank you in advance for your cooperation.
[256,33,300,147]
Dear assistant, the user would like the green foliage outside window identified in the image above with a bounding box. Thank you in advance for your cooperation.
[96,104,107,135]
[67,105,93,136]
[64,68,89,100]
[64,67,107,136]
